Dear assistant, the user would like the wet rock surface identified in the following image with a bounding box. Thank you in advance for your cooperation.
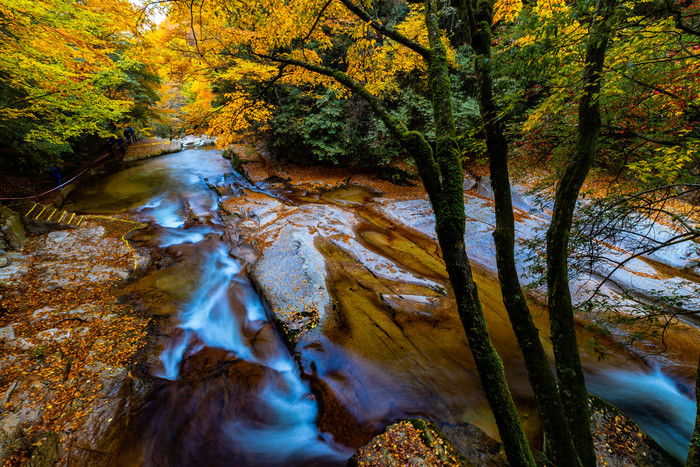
[222,169,547,453]
[590,396,682,466]
[123,138,182,162]
[221,151,692,465]
[3,147,694,466]
[0,216,150,465]
[250,225,330,344]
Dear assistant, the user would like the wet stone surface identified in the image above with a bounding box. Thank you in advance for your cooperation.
[4,147,695,465]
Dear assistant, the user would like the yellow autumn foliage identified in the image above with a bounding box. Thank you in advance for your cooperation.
[150,0,438,143]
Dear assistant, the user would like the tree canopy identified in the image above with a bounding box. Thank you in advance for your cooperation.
[0,0,160,166]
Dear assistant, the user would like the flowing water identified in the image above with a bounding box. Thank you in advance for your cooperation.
[69,150,350,466]
[68,148,697,464]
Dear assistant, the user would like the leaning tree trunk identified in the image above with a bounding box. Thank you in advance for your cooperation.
[456,1,582,465]
[421,1,536,464]
[546,2,615,466]
[270,2,536,463]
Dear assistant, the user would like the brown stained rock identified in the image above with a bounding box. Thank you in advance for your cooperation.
[0,205,26,251]
[123,138,182,162]
[25,431,60,467]
[179,347,238,376]
[348,419,472,467]
[308,372,377,449]
[96,357,282,466]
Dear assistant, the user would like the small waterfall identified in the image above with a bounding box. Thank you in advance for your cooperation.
[589,367,696,462]
[73,149,351,465]
[157,245,252,378]
[152,241,350,464]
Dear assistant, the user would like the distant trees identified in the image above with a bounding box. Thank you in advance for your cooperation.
[0,0,160,167]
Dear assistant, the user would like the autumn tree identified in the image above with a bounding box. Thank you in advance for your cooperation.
[154,0,700,464]
[450,0,585,464]
[153,0,607,465]
[0,0,161,168]
[500,1,699,464]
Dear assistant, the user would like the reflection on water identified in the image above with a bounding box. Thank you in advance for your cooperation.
[68,149,230,223]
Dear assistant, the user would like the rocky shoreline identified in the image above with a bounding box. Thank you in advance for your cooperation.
[0,145,686,465]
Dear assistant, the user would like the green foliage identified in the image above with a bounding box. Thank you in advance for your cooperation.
[270,88,355,165]
[0,0,161,168]
[103,57,162,126]
[268,56,481,169]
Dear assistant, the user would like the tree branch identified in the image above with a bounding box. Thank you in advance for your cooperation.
[338,0,431,59]
[253,52,443,201]
[605,125,689,147]
[666,0,700,37]
[293,0,334,47]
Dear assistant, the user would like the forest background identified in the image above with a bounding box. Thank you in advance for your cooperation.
[1,0,700,466]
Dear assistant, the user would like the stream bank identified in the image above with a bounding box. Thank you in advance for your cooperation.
[0,146,695,465]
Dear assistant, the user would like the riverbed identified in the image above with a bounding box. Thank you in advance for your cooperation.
[66,148,697,464]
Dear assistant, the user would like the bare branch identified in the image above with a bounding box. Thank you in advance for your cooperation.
[338,0,431,59]
[667,1,700,37]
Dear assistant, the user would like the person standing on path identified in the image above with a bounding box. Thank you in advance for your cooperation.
[49,166,61,186]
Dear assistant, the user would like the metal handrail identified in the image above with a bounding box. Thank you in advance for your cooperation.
[0,136,135,202]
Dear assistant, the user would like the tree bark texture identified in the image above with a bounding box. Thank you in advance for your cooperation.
[546,2,615,466]
[422,1,536,465]
[457,1,582,465]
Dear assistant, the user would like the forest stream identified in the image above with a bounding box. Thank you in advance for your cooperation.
[65,148,698,465]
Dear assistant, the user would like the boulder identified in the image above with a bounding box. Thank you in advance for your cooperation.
[179,134,215,149]
[250,225,331,345]
[0,412,23,461]
[0,206,26,251]
[437,421,508,466]
[348,418,479,467]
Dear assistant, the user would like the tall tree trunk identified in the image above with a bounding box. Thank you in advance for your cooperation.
[687,354,700,467]
[421,1,536,465]
[546,2,615,466]
[271,5,536,463]
[458,1,582,465]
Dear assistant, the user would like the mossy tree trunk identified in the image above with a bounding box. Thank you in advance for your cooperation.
[451,1,582,465]
[419,2,537,465]
[545,1,615,465]
[263,1,536,464]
